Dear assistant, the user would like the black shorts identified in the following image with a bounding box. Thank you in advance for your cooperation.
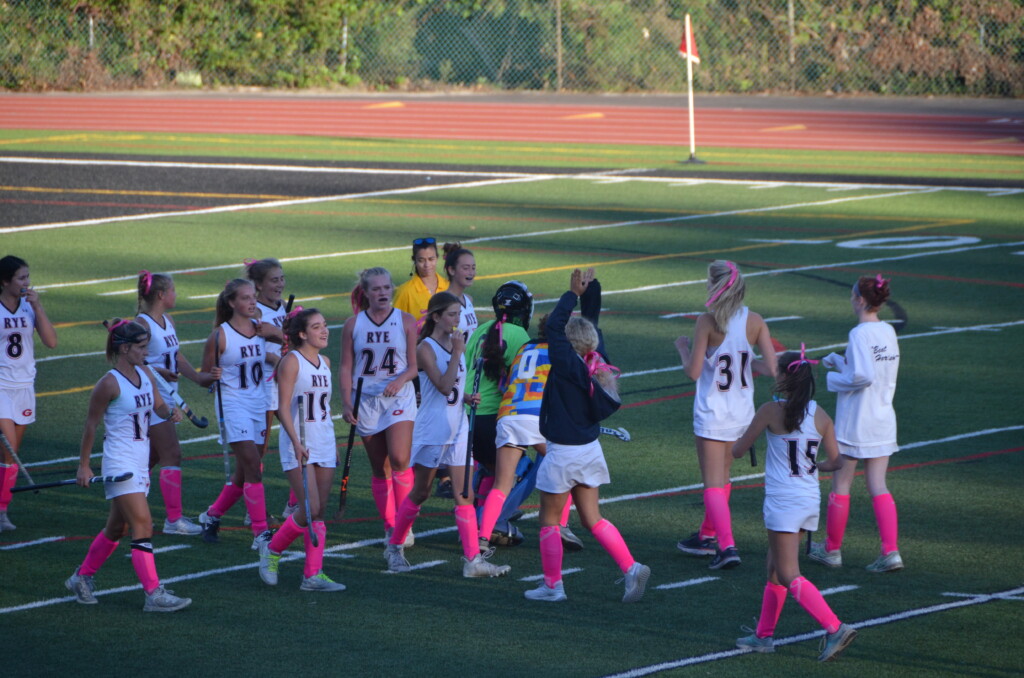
[472,413,498,471]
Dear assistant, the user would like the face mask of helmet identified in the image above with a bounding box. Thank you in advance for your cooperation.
[492,281,533,331]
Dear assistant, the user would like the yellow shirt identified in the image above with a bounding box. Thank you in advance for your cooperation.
[393,274,450,327]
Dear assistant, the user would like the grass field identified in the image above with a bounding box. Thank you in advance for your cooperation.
[1,135,1023,678]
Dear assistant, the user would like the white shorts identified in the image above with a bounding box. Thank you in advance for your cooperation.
[357,389,417,437]
[763,494,819,533]
[536,439,610,494]
[496,416,544,450]
[411,435,469,470]
[220,413,267,445]
[279,442,337,473]
[838,441,898,459]
[693,424,746,442]
[103,467,151,500]
[0,385,35,425]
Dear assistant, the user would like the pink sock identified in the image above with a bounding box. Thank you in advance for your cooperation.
[79,532,120,576]
[825,493,851,552]
[539,525,564,587]
[0,463,16,510]
[872,493,899,554]
[159,467,183,522]
[559,496,573,527]
[699,483,731,538]
[303,521,327,578]
[454,504,480,560]
[371,476,395,530]
[756,582,788,637]
[476,475,495,504]
[243,482,267,535]
[391,468,414,517]
[789,576,840,634]
[703,487,735,549]
[130,539,160,593]
[269,514,304,553]
[288,489,298,507]
[391,497,421,545]
[590,518,635,573]
[478,489,507,541]
[209,483,244,517]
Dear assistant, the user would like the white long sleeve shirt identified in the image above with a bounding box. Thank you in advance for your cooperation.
[828,321,899,449]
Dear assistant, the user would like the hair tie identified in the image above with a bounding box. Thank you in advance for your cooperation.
[705,261,738,308]
[243,258,257,268]
[286,305,304,320]
[584,351,620,396]
[786,342,820,373]
[106,319,131,334]
[875,274,888,290]
[139,270,153,295]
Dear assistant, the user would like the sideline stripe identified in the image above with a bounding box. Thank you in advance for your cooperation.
[655,576,719,590]
[519,567,584,582]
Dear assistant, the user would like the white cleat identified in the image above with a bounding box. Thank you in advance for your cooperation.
[462,548,511,578]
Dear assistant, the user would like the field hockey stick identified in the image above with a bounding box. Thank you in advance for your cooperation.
[600,426,631,442]
[461,357,485,499]
[297,395,318,547]
[284,294,295,313]
[214,347,232,485]
[0,431,36,489]
[806,529,813,556]
[13,471,133,493]
[150,368,209,428]
[334,376,363,520]
[749,445,757,467]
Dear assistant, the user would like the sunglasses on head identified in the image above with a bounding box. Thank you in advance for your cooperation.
[413,237,436,246]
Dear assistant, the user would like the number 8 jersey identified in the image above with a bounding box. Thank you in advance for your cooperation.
[352,308,410,398]
[693,306,755,441]
[0,298,37,387]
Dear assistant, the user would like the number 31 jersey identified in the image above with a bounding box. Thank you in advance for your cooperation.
[693,306,755,439]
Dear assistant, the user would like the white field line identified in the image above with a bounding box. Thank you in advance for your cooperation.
[519,567,584,582]
[655,576,719,590]
[820,585,859,596]
[122,543,191,557]
[0,536,65,551]
[382,560,447,574]
[598,586,1024,678]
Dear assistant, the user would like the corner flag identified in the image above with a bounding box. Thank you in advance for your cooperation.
[678,14,700,64]
[679,14,702,163]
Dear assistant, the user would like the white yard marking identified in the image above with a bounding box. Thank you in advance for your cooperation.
[0,536,65,551]
[655,576,719,590]
[382,560,446,574]
[519,568,583,582]
[123,543,191,557]
[820,585,859,596]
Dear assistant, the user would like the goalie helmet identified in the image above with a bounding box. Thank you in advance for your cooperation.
[492,280,533,330]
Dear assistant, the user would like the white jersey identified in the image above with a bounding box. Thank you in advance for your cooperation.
[257,299,286,358]
[765,401,823,502]
[101,366,154,474]
[828,321,899,449]
[413,338,467,446]
[693,307,755,440]
[138,312,179,402]
[458,296,477,343]
[351,308,410,398]
[280,352,336,459]
[217,321,267,418]
[0,298,37,387]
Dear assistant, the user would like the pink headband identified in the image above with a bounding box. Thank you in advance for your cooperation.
[584,351,621,396]
[139,270,153,295]
[787,342,820,373]
[106,319,131,334]
[705,261,738,308]
[286,305,304,320]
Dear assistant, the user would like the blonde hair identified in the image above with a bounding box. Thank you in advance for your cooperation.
[706,260,746,333]
[565,316,599,355]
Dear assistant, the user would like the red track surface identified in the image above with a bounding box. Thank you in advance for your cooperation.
[1,94,1022,155]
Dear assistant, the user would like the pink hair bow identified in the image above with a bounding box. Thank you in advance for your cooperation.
[584,351,620,395]
[286,305,304,320]
[705,261,738,308]
[786,342,820,372]
[243,258,257,269]
[139,270,153,295]
[875,274,888,290]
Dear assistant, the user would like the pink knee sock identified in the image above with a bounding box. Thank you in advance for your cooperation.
[789,576,840,634]
[209,483,244,517]
[0,463,16,510]
[391,468,414,517]
[303,521,327,578]
[825,493,851,552]
[287,489,298,507]
[703,487,735,549]
[243,482,267,534]
[559,496,573,527]
[159,467,183,522]
[269,515,304,553]
[478,489,507,541]
[699,483,731,538]
[79,532,120,576]
[756,582,788,638]
[476,475,495,504]
[454,504,480,560]
[872,493,899,554]
[590,518,635,573]
[130,539,160,594]
[371,476,395,530]
[391,497,421,545]
[539,525,564,587]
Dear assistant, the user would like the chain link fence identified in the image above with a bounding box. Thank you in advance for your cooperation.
[3,1,1022,96]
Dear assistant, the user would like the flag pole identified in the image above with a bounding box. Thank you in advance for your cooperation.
[684,13,704,164]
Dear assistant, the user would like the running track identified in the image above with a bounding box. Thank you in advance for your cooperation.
[2,94,1022,155]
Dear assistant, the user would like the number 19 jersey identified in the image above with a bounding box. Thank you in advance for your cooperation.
[352,308,409,397]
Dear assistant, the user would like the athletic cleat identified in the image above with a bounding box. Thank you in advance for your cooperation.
[243,512,252,526]
[866,550,904,573]
[383,543,411,573]
[162,516,203,536]
[251,529,273,552]
[462,548,511,578]
[0,511,16,531]
[65,570,98,605]
[198,511,220,544]
[560,526,584,552]
[736,627,775,653]
[709,546,741,570]
[434,477,454,499]
[620,561,651,603]
[257,539,281,585]
[143,585,192,613]
[677,532,717,556]
[808,542,842,568]
[300,571,346,592]
[281,502,298,520]
[818,623,857,661]
[524,580,567,602]
[489,521,524,547]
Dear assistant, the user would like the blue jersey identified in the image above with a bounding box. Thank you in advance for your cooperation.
[498,340,549,419]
